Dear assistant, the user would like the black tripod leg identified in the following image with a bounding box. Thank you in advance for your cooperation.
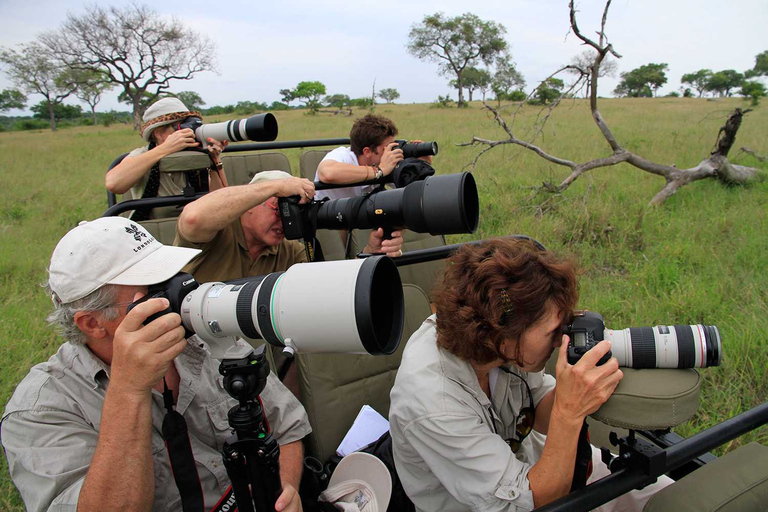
[222,437,257,512]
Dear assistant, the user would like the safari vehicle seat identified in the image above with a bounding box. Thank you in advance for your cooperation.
[643,442,768,511]
[221,151,291,186]
[293,283,432,463]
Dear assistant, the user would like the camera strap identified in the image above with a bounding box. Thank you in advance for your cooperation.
[161,378,205,512]
[570,419,593,492]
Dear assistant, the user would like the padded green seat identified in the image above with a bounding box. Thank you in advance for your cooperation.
[138,217,180,246]
[592,368,701,430]
[296,283,432,462]
[299,149,331,180]
[643,442,768,512]
[545,350,702,431]
[222,152,292,185]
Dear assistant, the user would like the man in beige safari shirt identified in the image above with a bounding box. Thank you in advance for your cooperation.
[1,217,311,512]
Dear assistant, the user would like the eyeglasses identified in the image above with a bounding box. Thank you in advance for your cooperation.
[498,367,535,452]
[261,198,280,215]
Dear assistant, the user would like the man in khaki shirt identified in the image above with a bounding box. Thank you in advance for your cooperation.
[174,171,404,284]
[1,217,311,512]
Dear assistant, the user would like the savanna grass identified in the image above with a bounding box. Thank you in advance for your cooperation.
[0,97,765,509]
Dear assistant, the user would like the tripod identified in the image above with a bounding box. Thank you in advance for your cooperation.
[219,350,283,512]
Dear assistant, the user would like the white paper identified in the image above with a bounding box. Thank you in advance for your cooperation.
[336,405,390,457]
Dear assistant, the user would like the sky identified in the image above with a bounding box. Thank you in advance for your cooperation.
[0,0,766,116]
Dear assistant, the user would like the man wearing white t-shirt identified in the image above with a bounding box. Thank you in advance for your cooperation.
[315,114,434,201]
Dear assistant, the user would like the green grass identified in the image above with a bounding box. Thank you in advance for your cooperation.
[1,98,767,508]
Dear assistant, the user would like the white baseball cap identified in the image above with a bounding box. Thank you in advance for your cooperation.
[319,452,392,512]
[48,217,201,304]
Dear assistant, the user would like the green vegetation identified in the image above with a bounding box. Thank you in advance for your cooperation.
[0,98,767,509]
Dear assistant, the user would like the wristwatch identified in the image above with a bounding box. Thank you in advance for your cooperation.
[374,165,384,179]
[210,162,223,172]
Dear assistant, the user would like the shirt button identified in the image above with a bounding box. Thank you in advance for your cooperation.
[508,490,516,498]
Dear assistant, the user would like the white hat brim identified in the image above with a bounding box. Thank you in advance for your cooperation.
[107,244,201,286]
[329,452,392,511]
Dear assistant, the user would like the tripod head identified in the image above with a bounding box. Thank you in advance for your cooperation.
[219,349,283,512]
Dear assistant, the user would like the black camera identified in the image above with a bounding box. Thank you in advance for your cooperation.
[563,311,722,369]
[394,139,439,159]
[278,172,478,241]
[177,113,278,148]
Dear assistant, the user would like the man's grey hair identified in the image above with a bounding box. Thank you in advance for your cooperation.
[45,284,120,345]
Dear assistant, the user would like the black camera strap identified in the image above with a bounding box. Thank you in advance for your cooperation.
[161,378,205,512]
[570,419,593,492]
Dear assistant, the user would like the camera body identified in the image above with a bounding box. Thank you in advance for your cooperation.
[563,311,613,366]
[563,310,722,369]
[394,139,439,159]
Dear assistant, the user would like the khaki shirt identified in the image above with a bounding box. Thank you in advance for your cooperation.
[389,315,556,512]
[1,338,311,512]
[174,218,307,283]
[126,146,189,219]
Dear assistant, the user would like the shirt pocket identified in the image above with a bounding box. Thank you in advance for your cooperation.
[206,397,236,451]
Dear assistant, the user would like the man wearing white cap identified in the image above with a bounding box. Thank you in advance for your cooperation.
[1,217,311,512]
[106,97,229,202]
[175,170,403,284]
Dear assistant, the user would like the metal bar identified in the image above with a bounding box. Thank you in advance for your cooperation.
[102,194,206,217]
[384,236,547,267]
[221,138,350,153]
[536,402,768,511]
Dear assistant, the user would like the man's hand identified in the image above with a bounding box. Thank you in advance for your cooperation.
[552,336,623,424]
[275,483,302,512]
[159,128,200,155]
[364,228,404,257]
[379,142,404,176]
[410,139,434,165]
[269,177,316,204]
[109,293,187,398]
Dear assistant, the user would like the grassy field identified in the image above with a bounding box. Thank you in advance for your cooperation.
[1,97,766,508]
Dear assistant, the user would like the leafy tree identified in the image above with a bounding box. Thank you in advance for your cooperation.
[279,89,295,107]
[740,80,766,106]
[378,88,401,103]
[268,101,289,111]
[0,42,78,131]
[449,67,491,102]
[234,101,267,115]
[682,87,694,98]
[491,56,526,106]
[174,91,205,112]
[291,81,327,112]
[706,70,744,97]
[71,69,113,125]
[533,78,564,105]
[745,50,767,78]
[407,13,508,107]
[40,4,216,130]
[325,94,351,108]
[350,97,373,108]
[614,63,668,97]
[681,69,713,97]
[204,104,235,115]
[0,89,27,111]
[31,100,82,121]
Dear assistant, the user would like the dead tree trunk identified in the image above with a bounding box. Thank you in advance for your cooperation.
[460,0,762,206]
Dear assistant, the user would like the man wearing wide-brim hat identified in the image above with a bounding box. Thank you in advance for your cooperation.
[106,97,229,207]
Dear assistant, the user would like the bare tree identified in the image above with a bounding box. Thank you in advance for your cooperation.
[0,42,78,131]
[461,0,762,206]
[40,4,216,130]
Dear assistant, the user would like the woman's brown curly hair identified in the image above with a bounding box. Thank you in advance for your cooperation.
[432,238,579,366]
